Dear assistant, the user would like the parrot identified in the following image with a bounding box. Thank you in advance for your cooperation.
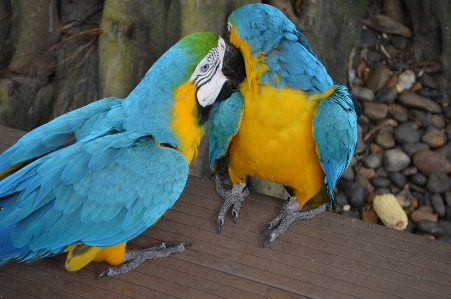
[0,31,245,277]
[209,4,361,246]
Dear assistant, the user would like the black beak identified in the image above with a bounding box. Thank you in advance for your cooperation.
[215,41,246,102]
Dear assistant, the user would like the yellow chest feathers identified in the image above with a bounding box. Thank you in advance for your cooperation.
[171,81,204,164]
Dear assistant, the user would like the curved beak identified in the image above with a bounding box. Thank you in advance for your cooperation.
[215,41,246,102]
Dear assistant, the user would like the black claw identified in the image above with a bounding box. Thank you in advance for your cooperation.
[182,242,193,247]
[217,218,223,234]
[163,241,173,247]
[263,237,271,248]
[261,223,272,234]
[232,211,238,224]
[98,270,109,279]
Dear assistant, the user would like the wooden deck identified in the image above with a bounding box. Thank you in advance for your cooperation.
[0,125,450,299]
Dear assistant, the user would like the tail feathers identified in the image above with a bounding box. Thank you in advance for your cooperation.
[65,244,103,271]
[0,225,62,266]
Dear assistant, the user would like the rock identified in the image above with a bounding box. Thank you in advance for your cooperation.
[357,167,376,179]
[446,124,451,140]
[402,142,429,157]
[362,209,379,223]
[412,110,432,127]
[413,150,451,176]
[422,126,447,148]
[447,206,451,222]
[388,104,408,122]
[361,14,412,37]
[403,166,418,176]
[418,205,434,214]
[335,191,349,208]
[437,221,451,243]
[417,220,444,237]
[430,193,446,217]
[355,135,366,154]
[365,192,380,204]
[352,86,375,102]
[384,149,411,172]
[369,143,384,154]
[410,210,438,224]
[364,153,383,169]
[436,143,451,160]
[366,64,391,92]
[445,192,451,206]
[339,180,366,208]
[404,220,417,233]
[356,173,374,193]
[341,167,354,181]
[361,29,377,49]
[389,172,406,188]
[375,187,391,194]
[367,50,382,63]
[398,91,442,113]
[376,86,397,104]
[376,126,395,149]
[393,123,421,144]
[341,209,360,219]
[411,172,427,186]
[418,89,443,100]
[363,102,389,120]
[431,114,446,129]
[371,177,391,188]
[390,34,408,49]
[397,69,416,91]
[419,73,439,90]
[426,171,451,193]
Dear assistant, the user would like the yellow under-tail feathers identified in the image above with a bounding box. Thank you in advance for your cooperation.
[65,243,127,271]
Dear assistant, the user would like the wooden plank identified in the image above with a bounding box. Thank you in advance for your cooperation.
[1,124,451,299]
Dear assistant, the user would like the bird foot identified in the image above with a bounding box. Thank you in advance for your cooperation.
[98,241,191,278]
[214,174,250,234]
[262,198,327,247]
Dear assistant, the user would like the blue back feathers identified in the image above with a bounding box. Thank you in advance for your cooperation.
[228,4,333,93]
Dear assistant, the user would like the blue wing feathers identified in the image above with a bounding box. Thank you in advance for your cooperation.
[313,84,358,204]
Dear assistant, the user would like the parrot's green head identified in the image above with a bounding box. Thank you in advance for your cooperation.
[175,32,246,123]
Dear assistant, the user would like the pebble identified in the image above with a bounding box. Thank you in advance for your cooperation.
[411,172,427,186]
[430,193,446,217]
[365,192,380,204]
[404,220,416,233]
[371,177,391,188]
[355,135,367,154]
[376,86,397,104]
[352,86,375,102]
[419,73,439,90]
[357,167,376,179]
[412,110,432,127]
[363,102,389,120]
[341,167,355,181]
[390,34,408,49]
[418,205,434,214]
[417,220,444,237]
[412,150,451,176]
[339,180,366,208]
[426,171,451,193]
[422,126,447,148]
[410,209,438,224]
[402,142,429,157]
[376,126,395,148]
[369,143,384,154]
[446,124,451,139]
[364,153,383,168]
[445,192,451,206]
[418,89,443,100]
[402,166,418,176]
[362,29,377,49]
[398,91,442,113]
[362,209,379,223]
[397,69,416,91]
[393,123,421,144]
[335,191,349,208]
[384,149,411,172]
[431,114,445,129]
[435,143,451,160]
[389,172,406,188]
[356,173,374,193]
[388,104,409,122]
[437,221,451,242]
[367,50,382,63]
[366,64,391,92]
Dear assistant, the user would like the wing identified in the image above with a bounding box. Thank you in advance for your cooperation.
[312,84,359,206]
[208,92,244,169]
[0,132,188,264]
[0,98,123,177]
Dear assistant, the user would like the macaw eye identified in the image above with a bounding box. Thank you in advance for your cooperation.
[227,22,232,32]
[200,63,209,72]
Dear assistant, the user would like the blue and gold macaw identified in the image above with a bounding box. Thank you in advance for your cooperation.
[0,32,245,276]
[209,4,360,246]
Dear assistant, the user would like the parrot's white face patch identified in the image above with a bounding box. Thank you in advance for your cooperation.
[191,37,227,107]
